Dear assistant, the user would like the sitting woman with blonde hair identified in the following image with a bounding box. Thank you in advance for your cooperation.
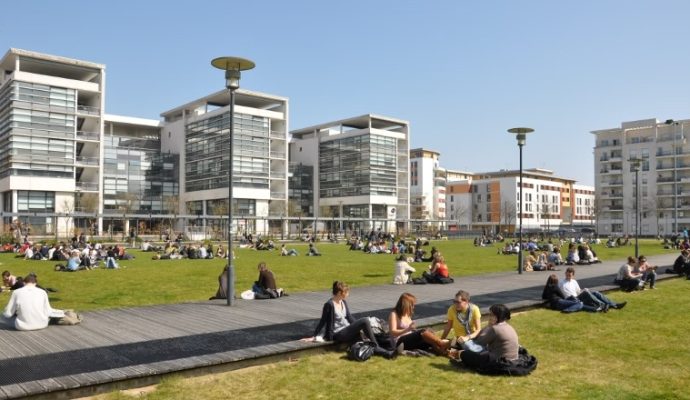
[389,292,450,356]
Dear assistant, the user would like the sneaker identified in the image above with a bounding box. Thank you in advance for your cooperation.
[615,301,627,310]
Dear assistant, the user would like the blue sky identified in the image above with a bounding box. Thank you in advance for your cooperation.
[3,0,690,185]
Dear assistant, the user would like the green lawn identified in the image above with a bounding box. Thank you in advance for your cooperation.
[94,277,690,400]
[0,238,674,311]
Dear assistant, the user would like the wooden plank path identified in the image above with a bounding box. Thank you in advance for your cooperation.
[0,253,680,399]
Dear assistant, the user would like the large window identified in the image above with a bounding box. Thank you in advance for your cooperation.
[17,191,54,212]
[185,112,269,192]
[319,134,397,198]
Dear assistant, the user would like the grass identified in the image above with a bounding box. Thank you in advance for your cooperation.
[0,238,675,311]
[92,277,690,400]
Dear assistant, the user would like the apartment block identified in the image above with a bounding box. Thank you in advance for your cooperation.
[289,114,410,233]
[446,168,594,233]
[592,118,689,236]
[160,89,289,236]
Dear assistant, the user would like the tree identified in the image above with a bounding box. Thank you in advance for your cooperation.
[541,203,552,233]
[501,200,516,235]
[288,199,304,217]
[61,198,75,240]
[77,193,99,236]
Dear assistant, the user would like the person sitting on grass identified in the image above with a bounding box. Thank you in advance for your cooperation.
[280,244,298,256]
[635,255,657,289]
[541,274,599,313]
[2,270,17,290]
[583,245,601,264]
[668,249,690,278]
[423,254,451,283]
[392,254,416,284]
[2,274,64,331]
[307,243,321,256]
[440,290,483,354]
[548,247,564,266]
[565,244,579,265]
[55,250,90,272]
[458,304,519,370]
[389,292,449,356]
[615,256,644,292]
[302,281,400,359]
[252,262,285,299]
[561,267,626,311]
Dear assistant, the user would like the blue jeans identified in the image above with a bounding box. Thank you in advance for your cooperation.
[591,290,617,307]
[642,270,657,288]
[556,298,583,313]
[461,339,484,353]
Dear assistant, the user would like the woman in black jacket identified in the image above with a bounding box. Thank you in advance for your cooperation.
[303,281,399,358]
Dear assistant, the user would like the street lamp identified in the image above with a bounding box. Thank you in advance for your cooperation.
[665,119,686,235]
[508,127,534,274]
[629,157,642,259]
[212,56,255,306]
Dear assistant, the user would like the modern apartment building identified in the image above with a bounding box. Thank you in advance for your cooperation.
[160,89,289,236]
[446,168,594,233]
[0,48,184,236]
[592,118,688,236]
[409,148,445,223]
[289,114,410,233]
[0,48,106,235]
[0,48,289,238]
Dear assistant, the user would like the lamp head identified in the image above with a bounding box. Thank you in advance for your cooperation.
[629,157,642,171]
[211,56,255,92]
[507,127,534,146]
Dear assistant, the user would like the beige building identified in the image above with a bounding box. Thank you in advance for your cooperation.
[592,118,689,236]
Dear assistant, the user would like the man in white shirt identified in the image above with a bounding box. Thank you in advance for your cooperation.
[2,274,63,331]
[560,267,626,311]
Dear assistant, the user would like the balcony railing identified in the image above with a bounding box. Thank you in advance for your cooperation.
[270,131,285,139]
[75,156,99,166]
[270,151,286,159]
[77,105,100,115]
[76,131,100,141]
[75,182,99,191]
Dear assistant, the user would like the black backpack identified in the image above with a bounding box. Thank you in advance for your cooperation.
[348,341,376,362]
[477,346,538,376]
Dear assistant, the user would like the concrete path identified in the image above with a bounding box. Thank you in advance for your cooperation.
[0,253,681,399]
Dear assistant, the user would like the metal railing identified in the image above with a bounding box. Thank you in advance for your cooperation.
[77,105,101,115]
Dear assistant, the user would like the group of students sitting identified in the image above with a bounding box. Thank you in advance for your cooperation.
[392,249,453,284]
[304,284,533,374]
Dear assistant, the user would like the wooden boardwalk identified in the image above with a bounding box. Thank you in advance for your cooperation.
[0,253,680,399]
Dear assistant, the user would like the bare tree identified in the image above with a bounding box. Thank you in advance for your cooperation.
[288,199,304,217]
[501,200,516,235]
[61,198,75,240]
[78,193,99,236]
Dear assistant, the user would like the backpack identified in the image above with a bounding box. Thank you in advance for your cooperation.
[55,309,83,326]
[477,346,538,376]
[368,317,386,335]
[348,341,376,362]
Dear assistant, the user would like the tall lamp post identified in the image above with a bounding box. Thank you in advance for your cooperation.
[629,157,642,259]
[508,127,534,274]
[665,119,685,235]
[212,56,255,306]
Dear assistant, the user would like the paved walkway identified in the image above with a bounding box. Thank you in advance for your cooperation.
[0,253,681,399]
